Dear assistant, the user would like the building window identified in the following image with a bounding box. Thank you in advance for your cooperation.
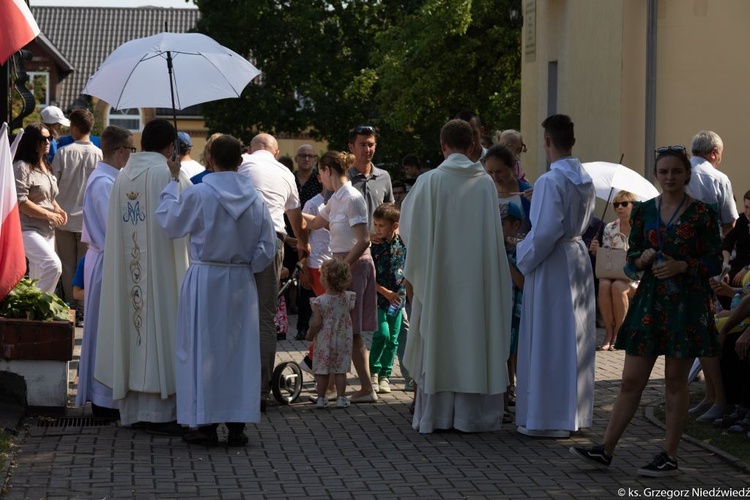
[107,107,142,132]
[26,71,50,108]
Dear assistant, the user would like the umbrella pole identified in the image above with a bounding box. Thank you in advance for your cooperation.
[597,187,615,241]
[166,49,179,156]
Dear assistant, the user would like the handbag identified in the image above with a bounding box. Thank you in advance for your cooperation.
[595,233,629,281]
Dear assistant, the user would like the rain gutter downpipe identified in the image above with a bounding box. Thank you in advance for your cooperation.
[645,0,657,182]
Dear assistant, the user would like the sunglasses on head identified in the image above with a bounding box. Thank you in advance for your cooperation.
[612,201,631,208]
[353,125,375,135]
[655,145,686,156]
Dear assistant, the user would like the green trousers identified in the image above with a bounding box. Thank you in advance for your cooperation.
[369,308,402,378]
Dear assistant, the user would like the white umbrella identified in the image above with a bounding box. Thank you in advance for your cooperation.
[582,161,660,203]
[82,32,261,128]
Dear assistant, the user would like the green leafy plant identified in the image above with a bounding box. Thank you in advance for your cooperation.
[0,279,70,321]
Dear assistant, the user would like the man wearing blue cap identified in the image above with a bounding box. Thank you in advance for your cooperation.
[177,131,205,178]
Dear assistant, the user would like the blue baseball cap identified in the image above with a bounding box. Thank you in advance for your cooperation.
[177,131,192,148]
[501,202,523,221]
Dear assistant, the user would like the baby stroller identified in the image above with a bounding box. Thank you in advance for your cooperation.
[270,261,305,404]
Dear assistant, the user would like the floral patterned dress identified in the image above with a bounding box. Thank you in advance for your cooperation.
[615,198,722,357]
[602,218,638,287]
[311,291,357,375]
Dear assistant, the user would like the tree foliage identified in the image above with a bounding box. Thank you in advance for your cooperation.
[193,0,521,167]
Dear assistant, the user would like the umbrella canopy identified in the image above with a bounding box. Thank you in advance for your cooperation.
[82,32,261,111]
[582,161,660,202]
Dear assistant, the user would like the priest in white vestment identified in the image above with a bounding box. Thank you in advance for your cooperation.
[516,114,596,438]
[400,119,512,434]
[76,126,134,416]
[156,135,276,447]
[95,119,190,430]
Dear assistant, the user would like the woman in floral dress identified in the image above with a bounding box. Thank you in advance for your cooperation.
[571,146,722,477]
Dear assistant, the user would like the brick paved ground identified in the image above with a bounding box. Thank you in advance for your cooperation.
[2,323,748,499]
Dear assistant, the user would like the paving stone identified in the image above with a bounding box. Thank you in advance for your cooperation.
[2,325,747,498]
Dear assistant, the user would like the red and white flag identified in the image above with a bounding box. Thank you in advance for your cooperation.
[0,123,26,301]
[0,0,41,65]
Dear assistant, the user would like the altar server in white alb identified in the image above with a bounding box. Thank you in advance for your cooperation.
[76,125,133,417]
[515,114,596,438]
[400,118,512,434]
[95,119,190,434]
[156,135,276,447]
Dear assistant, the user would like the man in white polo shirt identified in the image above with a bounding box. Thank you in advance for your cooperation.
[239,133,307,409]
[685,130,738,425]
[686,130,738,236]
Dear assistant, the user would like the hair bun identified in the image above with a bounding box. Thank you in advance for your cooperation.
[338,152,355,170]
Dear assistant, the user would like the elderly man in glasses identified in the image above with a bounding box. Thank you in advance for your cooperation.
[686,131,738,237]
[292,144,322,340]
[685,131,739,425]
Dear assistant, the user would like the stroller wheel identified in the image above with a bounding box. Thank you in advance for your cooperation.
[271,361,303,404]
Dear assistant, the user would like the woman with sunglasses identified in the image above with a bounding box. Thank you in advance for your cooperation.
[571,146,722,477]
[589,190,638,351]
[13,122,68,293]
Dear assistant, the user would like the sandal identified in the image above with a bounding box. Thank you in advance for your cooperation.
[502,411,513,424]
[608,346,616,351]
[597,343,611,351]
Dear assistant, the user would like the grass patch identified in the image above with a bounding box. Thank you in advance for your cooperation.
[0,429,12,458]
[0,428,15,496]
[654,388,750,464]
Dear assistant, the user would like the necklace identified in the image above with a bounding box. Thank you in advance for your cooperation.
[656,193,687,252]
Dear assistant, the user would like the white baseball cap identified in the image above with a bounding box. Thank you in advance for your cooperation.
[40,106,70,127]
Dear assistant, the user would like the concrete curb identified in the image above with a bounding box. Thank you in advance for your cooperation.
[645,404,750,474]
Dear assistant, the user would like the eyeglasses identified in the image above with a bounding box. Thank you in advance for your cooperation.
[40,136,51,143]
[297,154,317,160]
[118,146,137,153]
[353,125,375,135]
[655,145,686,156]
[612,201,631,208]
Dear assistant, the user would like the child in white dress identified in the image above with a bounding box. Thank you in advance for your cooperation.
[306,258,356,408]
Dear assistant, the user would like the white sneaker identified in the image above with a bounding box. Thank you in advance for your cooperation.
[404,378,415,392]
[371,374,379,388]
[378,378,391,394]
[315,396,328,408]
[336,396,350,408]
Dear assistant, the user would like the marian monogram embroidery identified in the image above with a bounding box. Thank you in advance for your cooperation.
[122,192,145,225]
[129,232,143,345]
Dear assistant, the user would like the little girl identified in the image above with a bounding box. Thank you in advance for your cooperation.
[306,258,356,408]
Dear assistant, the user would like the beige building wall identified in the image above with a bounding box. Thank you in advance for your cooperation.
[654,0,750,194]
[522,0,627,182]
[522,0,750,206]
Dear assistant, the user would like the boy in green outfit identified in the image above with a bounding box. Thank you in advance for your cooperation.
[370,203,407,394]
